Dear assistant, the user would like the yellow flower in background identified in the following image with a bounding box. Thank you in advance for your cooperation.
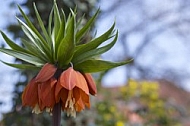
[128,79,138,89]
[109,105,116,113]
[116,121,125,126]
[149,82,159,90]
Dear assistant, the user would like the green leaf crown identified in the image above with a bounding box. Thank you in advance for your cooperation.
[0,2,132,73]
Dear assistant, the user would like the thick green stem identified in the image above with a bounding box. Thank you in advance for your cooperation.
[52,102,61,126]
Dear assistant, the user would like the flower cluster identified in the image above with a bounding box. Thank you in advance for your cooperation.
[22,63,97,117]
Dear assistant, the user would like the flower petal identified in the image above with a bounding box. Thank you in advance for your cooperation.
[59,88,69,110]
[59,67,76,90]
[38,78,57,110]
[80,89,90,108]
[74,89,90,112]
[22,78,38,107]
[73,87,81,102]
[75,71,89,95]
[83,73,97,95]
[38,86,45,110]
[35,63,57,83]
[55,81,69,104]
[75,97,85,112]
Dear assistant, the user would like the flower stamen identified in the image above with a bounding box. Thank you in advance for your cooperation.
[65,90,76,117]
[32,104,41,114]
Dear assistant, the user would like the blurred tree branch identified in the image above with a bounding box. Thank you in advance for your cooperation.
[98,0,190,85]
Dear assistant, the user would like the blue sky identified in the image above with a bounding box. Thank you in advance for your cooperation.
[0,0,21,119]
[96,0,190,90]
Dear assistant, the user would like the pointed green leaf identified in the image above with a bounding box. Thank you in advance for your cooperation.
[0,60,40,70]
[17,18,45,49]
[73,23,115,58]
[76,14,85,29]
[54,17,66,61]
[18,6,49,47]
[17,5,53,61]
[73,31,118,64]
[53,1,61,40]
[76,9,100,43]
[19,19,52,61]
[48,8,53,36]
[20,25,48,58]
[55,10,66,48]
[21,38,48,61]
[0,31,29,53]
[0,48,45,66]
[57,15,75,67]
[74,59,133,73]
[33,3,51,45]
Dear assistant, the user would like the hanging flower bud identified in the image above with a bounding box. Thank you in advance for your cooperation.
[83,73,97,95]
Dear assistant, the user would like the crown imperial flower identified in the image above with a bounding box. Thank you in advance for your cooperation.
[22,63,92,116]
[0,1,132,117]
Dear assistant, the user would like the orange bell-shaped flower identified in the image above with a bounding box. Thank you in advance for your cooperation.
[55,67,90,117]
[22,63,57,114]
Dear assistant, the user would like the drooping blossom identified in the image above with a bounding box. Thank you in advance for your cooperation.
[22,63,57,114]
[55,67,91,117]
[22,64,97,117]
